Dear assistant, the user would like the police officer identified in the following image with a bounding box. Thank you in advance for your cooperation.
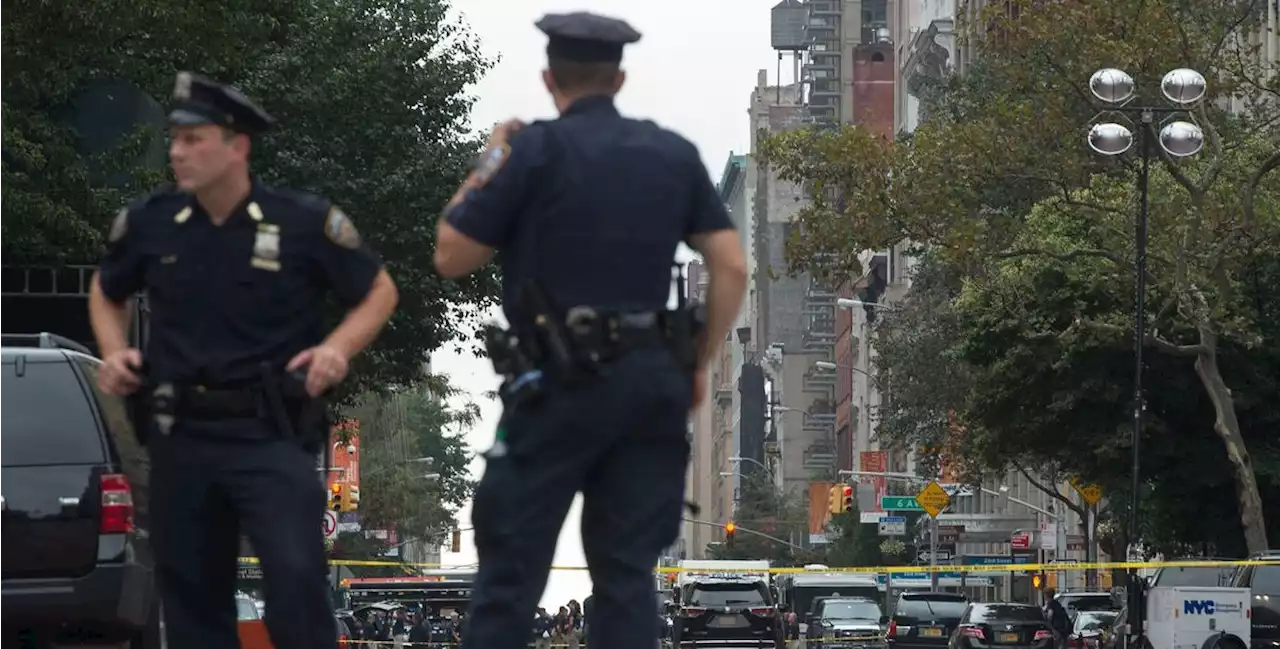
[87,72,399,649]
[433,12,747,649]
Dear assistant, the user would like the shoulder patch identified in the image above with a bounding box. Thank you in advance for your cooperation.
[108,208,129,243]
[474,144,511,187]
[325,207,361,249]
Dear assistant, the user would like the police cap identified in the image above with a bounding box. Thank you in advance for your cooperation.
[168,72,276,135]
[535,12,642,64]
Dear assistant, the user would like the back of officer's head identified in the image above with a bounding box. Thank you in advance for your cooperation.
[543,57,626,102]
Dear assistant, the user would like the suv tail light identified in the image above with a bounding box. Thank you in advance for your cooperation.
[887,620,899,638]
[681,607,707,617]
[748,607,774,616]
[100,473,135,534]
[1035,630,1054,641]
[961,626,986,640]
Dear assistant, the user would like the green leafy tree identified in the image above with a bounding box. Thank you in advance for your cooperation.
[824,509,890,568]
[345,385,478,548]
[760,0,1280,553]
[1,0,499,390]
[706,474,824,565]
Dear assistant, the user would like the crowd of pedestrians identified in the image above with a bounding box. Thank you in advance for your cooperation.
[532,598,587,648]
[343,606,464,647]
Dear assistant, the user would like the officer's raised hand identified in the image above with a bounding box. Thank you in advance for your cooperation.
[286,344,349,397]
[99,348,144,397]
[488,119,525,148]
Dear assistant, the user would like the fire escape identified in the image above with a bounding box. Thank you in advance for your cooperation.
[800,276,837,474]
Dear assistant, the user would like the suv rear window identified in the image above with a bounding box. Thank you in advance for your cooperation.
[969,605,1045,623]
[2,357,104,466]
[688,583,769,607]
[1250,565,1280,593]
[897,597,969,621]
[823,600,883,621]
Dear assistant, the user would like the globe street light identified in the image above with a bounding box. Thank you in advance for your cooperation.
[1087,65,1206,627]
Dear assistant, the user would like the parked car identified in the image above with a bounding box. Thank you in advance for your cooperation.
[237,591,274,649]
[1055,592,1119,623]
[1229,550,1280,649]
[806,596,887,649]
[673,576,784,648]
[950,603,1056,649]
[1,334,160,648]
[1066,610,1118,649]
[888,592,970,649]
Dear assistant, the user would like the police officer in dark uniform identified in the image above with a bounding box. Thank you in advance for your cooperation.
[88,72,399,649]
[433,12,747,649]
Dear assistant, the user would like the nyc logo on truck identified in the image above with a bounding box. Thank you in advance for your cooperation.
[1183,600,1244,615]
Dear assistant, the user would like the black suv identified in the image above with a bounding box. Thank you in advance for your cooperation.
[888,592,969,649]
[673,576,784,648]
[1,334,160,648]
[1229,551,1280,649]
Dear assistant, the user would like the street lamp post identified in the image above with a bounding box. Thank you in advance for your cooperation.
[1087,66,1206,640]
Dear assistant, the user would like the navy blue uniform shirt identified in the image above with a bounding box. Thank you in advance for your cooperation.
[97,182,383,385]
[444,95,734,324]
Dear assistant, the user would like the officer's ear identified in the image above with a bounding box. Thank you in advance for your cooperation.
[541,68,558,96]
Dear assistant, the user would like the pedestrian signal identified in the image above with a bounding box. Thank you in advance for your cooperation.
[842,485,854,512]
[724,522,736,549]
[329,483,343,512]
[342,485,360,511]
[1032,573,1044,589]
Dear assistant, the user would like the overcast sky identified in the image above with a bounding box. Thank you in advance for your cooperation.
[432,0,784,609]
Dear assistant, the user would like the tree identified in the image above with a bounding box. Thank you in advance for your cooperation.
[1,0,499,390]
[759,0,1280,553]
[705,474,824,564]
[344,385,478,548]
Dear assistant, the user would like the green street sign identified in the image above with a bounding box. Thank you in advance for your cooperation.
[880,496,923,511]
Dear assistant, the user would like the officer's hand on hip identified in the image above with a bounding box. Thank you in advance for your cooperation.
[286,344,349,397]
[100,348,144,397]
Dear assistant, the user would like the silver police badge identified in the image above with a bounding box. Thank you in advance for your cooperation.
[251,223,281,271]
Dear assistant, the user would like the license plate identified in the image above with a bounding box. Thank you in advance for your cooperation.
[998,632,1020,643]
[921,627,944,637]
[709,614,744,628]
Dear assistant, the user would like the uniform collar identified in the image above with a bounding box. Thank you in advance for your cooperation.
[562,94,618,117]
[186,178,264,226]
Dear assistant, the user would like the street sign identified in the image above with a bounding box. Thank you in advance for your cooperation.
[1072,481,1103,506]
[878,516,907,536]
[860,511,884,524]
[881,496,923,511]
[919,550,952,562]
[938,524,965,544]
[916,481,951,518]
[963,554,1032,566]
[323,510,339,540]
[1010,531,1032,550]
[1067,534,1086,551]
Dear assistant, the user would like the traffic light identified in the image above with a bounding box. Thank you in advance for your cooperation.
[329,483,343,512]
[342,485,360,511]
[724,522,737,549]
[828,486,842,515]
[842,485,854,512]
[1032,572,1044,589]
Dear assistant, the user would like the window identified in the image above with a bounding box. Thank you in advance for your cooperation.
[823,600,883,621]
[689,583,769,607]
[1,357,105,466]
[1251,565,1280,592]
[896,596,969,622]
[968,605,1045,623]
[1153,566,1236,587]
[1074,612,1118,633]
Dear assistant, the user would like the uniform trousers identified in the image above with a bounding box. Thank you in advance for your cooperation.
[148,421,336,649]
[463,347,693,649]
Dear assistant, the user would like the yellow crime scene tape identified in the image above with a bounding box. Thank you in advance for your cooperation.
[337,644,605,648]
[238,557,1279,574]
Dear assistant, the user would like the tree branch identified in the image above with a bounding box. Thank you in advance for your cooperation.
[1014,463,1085,519]
[992,247,1124,265]
[1149,330,1208,356]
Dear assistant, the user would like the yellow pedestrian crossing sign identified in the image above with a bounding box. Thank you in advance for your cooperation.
[1072,481,1103,506]
[916,481,951,518]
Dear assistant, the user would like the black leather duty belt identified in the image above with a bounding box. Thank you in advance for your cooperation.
[564,308,673,359]
[171,385,264,420]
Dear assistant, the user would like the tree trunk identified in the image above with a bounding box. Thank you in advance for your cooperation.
[1194,328,1270,554]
